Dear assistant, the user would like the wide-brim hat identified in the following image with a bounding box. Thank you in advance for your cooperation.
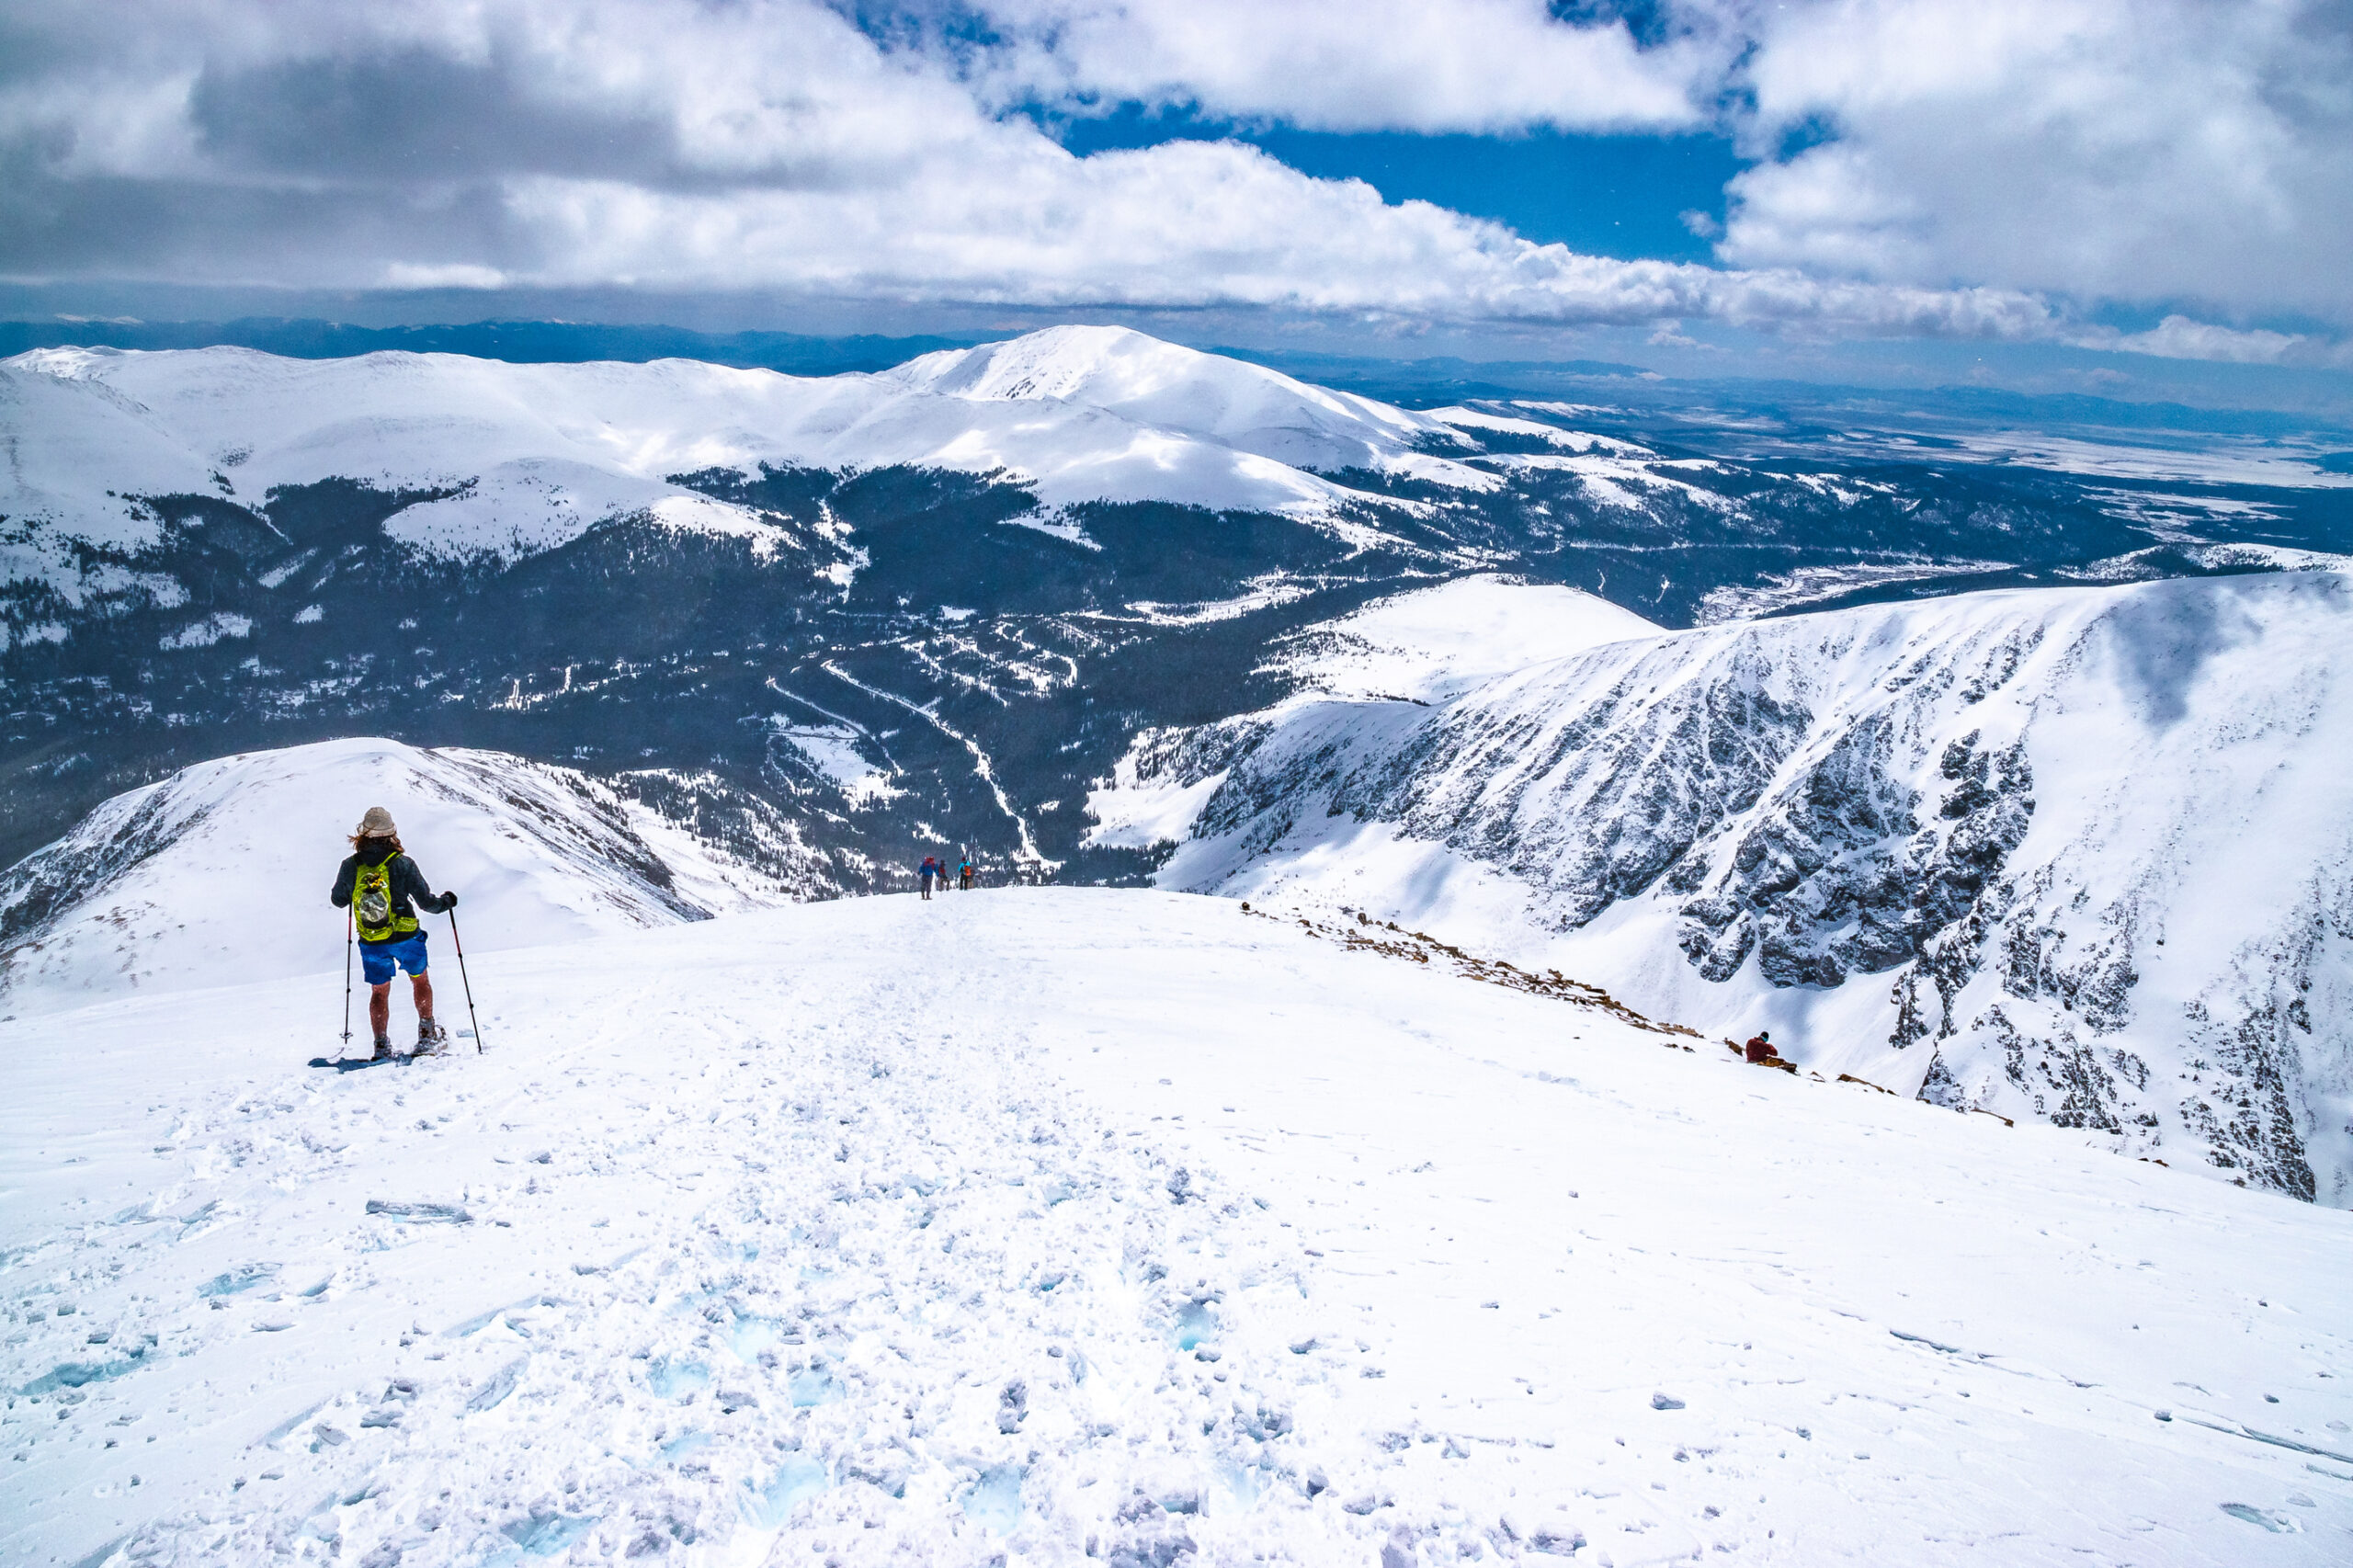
[355,805,398,838]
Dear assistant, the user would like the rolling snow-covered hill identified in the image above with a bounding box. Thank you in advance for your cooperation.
[0,737,807,1016]
[0,326,1471,575]
[1092,571,2353,1205]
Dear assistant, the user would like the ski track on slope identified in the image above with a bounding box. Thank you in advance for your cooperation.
[2,892,2348,1567]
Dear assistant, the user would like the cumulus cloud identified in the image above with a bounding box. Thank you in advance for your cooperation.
[931,0,1716,133]
[1719,0,2353,324]
[2071,314,2352,369]
[930,1,2353,338]
[0,0,2344,361]
[0,0,1961,333]
[499,138,2064,341]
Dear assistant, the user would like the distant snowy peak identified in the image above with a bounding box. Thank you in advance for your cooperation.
[885,325,1443,450]
[0,330,1517,583]
[887,326,1276,406]
[0,738,802,1015]
[1094,571,2353,1205]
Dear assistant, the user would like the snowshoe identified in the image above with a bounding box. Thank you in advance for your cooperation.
[415,1018,449,1056]
[369,1036,394,1062]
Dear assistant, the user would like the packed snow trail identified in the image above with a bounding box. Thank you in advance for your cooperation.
[3,891,2348,1565]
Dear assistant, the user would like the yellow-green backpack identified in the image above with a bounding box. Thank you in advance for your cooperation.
[352,858,416,942]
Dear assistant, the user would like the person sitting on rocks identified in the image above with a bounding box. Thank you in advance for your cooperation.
[1744,1029,1779,1064]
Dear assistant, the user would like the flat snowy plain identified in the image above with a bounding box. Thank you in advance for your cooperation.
[5,891,2348,1565]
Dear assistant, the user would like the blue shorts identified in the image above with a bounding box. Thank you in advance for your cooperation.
[361,932,428,985]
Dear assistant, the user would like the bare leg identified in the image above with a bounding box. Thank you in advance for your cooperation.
[411,971,436,1023]
[369,982,391,1039]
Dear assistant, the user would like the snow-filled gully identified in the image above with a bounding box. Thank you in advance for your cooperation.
[3,891,2348,1566]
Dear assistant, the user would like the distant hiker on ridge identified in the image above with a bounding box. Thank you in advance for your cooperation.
[959,858,976,892]
[331,807,458,1061]
[919,855,941,900]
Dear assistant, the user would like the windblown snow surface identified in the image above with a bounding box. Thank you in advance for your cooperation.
[0,738,799,1016]
[4,877,2349,1566]
[1090,571,2353,1208]
[0,326,1472,581]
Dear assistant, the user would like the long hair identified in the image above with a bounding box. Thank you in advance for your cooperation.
[348,832,405,857]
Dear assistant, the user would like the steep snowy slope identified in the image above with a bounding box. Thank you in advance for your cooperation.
[1090,576,1663,852]
[0,326,1473,581]
[1093,572,2353,1204]
[0,738,802,1016]
[4,892,2347,1566]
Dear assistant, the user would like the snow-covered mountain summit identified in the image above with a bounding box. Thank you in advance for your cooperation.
[0,738,798,1015]
[6,889,2347,1564]
[881,324,1463,479]
[1093,570,2353,1204]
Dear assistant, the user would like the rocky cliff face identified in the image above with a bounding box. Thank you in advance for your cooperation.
[1097,573,2353,1204]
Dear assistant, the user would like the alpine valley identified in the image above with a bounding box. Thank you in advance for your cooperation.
[5,326,2353,1205]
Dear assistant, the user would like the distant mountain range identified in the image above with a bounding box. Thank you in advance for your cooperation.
[4,325,2347,882]
[11,313,2352,444]
[4,324,2349,1199]
[0,316,986,378]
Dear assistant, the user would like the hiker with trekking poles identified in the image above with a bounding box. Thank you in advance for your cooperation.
[330,806,480,1062]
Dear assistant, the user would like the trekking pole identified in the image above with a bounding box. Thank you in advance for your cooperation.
[447,907,484,1053]
[341,905,355,1050]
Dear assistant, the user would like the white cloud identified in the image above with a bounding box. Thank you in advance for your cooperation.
[1720,0,2353,324]
[381,262,507,290]
[497,139,2067,341]
[0,0,2021,339]
[2070,314,2351,369]
[938,1,2353,335]
[947,0,1714,133]
[0,0,2345,361]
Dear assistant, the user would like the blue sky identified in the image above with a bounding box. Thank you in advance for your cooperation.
[1049,112,1745,266]
[1,1,2348,399]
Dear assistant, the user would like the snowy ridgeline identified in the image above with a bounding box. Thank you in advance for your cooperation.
[0,325,1479,585]
[2,892,2347,1567]
[1088,571,2353,1206]
[0,738,813,1017]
